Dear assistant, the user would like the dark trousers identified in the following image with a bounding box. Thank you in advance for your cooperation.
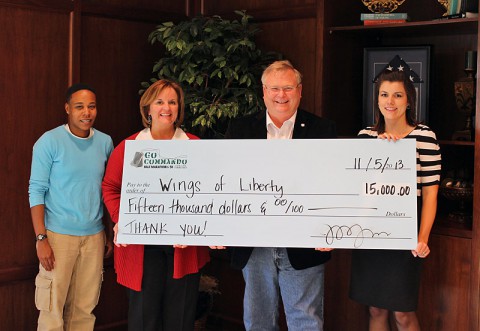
[127,246,201,331]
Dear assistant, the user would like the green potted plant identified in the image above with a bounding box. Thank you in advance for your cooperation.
[141,10,281,138]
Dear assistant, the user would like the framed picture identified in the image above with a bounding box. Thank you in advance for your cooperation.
[363,46,431,127]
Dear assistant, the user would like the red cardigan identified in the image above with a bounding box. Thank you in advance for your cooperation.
[102,131,210,291]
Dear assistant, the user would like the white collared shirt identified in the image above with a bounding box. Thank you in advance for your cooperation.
[135,127,190,140]
[266,111,297,140]
[64,124,94,139]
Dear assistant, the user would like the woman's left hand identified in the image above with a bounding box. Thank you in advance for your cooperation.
[315,247,334,252]
[113,223,128,248]
[412,242,430,258]
[173,244,188,249]
[209,246,227,249]
[378,132,401,141]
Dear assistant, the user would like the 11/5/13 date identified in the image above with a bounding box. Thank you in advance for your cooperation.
[353,157,405,173]
[365,182,411,196]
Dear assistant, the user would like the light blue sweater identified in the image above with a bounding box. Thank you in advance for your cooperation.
[29,125,113,236]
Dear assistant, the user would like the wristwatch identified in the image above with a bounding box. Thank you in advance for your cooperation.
[35,233,48,242]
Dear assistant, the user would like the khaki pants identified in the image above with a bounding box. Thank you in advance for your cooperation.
[35,230,105,331]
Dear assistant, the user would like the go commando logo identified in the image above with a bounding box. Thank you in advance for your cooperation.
[130,150,188,169]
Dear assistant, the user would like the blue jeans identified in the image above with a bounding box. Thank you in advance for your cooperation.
[242,247,325,331]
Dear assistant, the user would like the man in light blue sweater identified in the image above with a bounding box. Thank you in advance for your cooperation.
[29,83,114,331]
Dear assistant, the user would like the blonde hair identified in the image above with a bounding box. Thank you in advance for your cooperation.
[261,60,303,85]
[139,79,185,128]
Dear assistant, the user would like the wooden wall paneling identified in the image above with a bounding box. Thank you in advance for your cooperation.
[324,235,473,331]
[70,0,82,83]
[321,30,366,136]
[94,263,129,331]
[472,16,480,329]
[80,15,164,145]
[0,0,72,12]
[81,0,187,23]
[204,0,315,12]
[202,0,315,21]
[0,4,70,271]
[417,234,472,330]
[186,0,203,17]
[0,282,39,330]
[395,0,445,21]
[0,3,76,331]
[323,0,365,27]
[0,4,71,329]
[314,0,325,117]
[254,18,317,115]
[83,0,185,13]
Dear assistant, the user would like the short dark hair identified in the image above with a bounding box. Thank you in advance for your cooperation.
[66,83,96,103]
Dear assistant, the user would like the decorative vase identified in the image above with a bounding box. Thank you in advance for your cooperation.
[361,0,406,13]
[452,51,477,141]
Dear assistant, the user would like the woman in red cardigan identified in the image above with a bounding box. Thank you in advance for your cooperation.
[102,79,210,331]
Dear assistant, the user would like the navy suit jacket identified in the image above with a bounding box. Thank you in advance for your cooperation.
[224,109,337,270]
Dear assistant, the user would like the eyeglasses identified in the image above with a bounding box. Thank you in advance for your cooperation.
[263,84,301,94]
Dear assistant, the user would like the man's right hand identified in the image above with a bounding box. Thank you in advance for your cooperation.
[36,240,55,271]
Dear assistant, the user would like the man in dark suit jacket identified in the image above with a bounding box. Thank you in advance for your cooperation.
[224,60,336,331]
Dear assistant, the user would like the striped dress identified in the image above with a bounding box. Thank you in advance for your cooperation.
[349,124,441,311]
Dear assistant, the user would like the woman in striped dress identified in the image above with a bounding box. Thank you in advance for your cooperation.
[349,69,441,331]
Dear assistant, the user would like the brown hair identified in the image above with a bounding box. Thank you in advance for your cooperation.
[373,70,417,133]
[139,79,185,128]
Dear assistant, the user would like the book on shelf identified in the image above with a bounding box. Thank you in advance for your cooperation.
[437,11,478,20]
[360,12,409,21]
[448,0,478,15]
[363,19,406,25]
[449,0,463,15]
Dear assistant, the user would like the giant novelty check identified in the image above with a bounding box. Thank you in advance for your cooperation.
[117,139,418,249]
